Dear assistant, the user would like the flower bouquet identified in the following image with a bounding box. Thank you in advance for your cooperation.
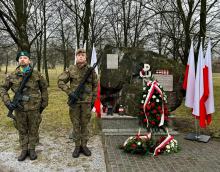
[120,129,154,155]
[153,134,180,156]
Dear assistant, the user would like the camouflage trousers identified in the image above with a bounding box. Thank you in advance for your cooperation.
[14,110,42,150]
[69,103,91,146]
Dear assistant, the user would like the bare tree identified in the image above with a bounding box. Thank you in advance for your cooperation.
[0,0,42,51]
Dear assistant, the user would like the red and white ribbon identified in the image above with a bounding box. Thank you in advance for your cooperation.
[153,134,174,156]
[143,80,165,127]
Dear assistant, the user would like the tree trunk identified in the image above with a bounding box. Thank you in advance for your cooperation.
[196,0,206,63]
[177,0,195,65]
[83,0,91,50]
[43,0,49,85]
[13,0,30,51]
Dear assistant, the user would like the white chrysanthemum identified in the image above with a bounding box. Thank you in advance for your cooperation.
[173,139,178,144]
[141,100,144,104]
[171,142,175,148]
[143,87,146,91]
[164,97,167,101]
[166,145,170,149]
[137,142,141,146]
[156,99,160,102]
[167,149,170,153]
[152,95,156,99]
[143,94,146,98]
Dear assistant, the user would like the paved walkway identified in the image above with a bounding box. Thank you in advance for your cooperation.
[103,134,220,172]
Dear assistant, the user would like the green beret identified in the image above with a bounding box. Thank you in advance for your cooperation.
[16,51,30,61]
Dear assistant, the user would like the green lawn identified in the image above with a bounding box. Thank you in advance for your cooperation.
[0,66,219,137]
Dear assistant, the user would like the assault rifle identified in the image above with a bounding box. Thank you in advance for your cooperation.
[7,65,34,120]
[68,57,101,108]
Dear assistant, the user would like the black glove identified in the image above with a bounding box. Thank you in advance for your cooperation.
[40,106,45,114]
[6,102,16,111]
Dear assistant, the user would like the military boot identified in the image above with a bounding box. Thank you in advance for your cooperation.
[72,147,81,158]
[29,149,37,160]
[18,150,28,161]
[80,146,91,156]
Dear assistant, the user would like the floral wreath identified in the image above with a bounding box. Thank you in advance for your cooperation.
[138,79,169,131]
[120,129,180,156]
[120,129,154,155]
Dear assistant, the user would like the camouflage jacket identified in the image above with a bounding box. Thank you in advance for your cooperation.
[0,66,48,111]
[57,64,98,103]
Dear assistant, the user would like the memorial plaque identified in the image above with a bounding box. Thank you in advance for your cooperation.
[107,54,118,69]
[152,74,173,91]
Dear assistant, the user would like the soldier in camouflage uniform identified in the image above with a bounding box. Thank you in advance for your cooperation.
[58,48,97,158]
[0,51,48,161]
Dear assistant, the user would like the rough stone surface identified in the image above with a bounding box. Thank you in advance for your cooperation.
[100,46,185,115]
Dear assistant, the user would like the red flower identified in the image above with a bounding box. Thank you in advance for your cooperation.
[165,110,169,114]
[153,109,157,114]
[146,105,151,110]
[157,106,161,110]
[131,143,137,149]
[164,116,169,121]
[151,121,156,125]
[157,116,161,120]
[151,102,155,108]
[145,112,150,116]
[143,118,148,123]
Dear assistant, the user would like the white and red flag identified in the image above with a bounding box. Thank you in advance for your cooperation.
[193,43,204,127]
[182,41,195,108]
[204,40,215,124]
[193,41,214,128]
[91,45,102,118]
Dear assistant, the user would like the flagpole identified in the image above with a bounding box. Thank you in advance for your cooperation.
[185,38,211,143]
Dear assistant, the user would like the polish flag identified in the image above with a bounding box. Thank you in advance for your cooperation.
[94,80,101,118]
[91,45,102,118]
[193,43,210,128]
[182,41,195,108]
[204,40,215,124]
